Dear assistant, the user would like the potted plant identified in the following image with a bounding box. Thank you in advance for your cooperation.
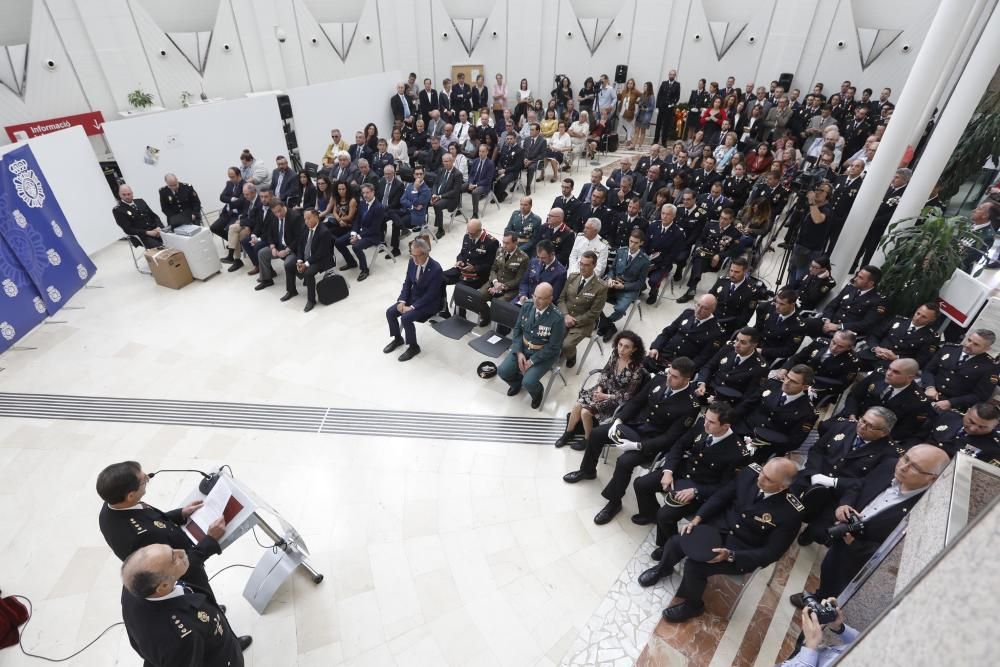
[127,89,155,110]
[877,206,986,316]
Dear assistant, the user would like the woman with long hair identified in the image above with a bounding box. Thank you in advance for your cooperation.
[746,142,774,179]
[363,123,379,152]
[634,81,656,149]
[388,126,409,166]
[700,97,727,145]
[540,107,559,138]
[329,181,357,238]
[553,330,647,448]
[514,78,532,124]
[314,175,335,225]
[492,72,508,126]
[618,78,641,149]
[290,170,316,209]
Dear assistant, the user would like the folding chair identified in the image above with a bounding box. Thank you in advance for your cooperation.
[125,236,152,275]
[621,297,643,331]
[469,298,521,357]
[363,241,397,273]
[431,282,481,339]
[447,205,469,229]
[540,364,568,411]
[575,330,605,375]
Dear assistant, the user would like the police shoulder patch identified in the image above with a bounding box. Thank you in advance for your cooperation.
[787,493,805,512]
[749,462,763,473]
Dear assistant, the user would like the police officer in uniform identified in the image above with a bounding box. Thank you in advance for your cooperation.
[439,219,499,317]
[503,197,543,252]
[97,461,225,603]
[606,198,648,257]
[675,189,709,249]
[645,294,725,372]
[121,544,251,666]
[551,178,581,227]
[114,184,166,248]
[697,181,733,222]
[498,282,567,408]
[688,156,723,194]
[825,160,864,253]
[479,231,529,324]
[860,302,941,371]
[755,289,809,364]
[573,187,613,238]
[563,357,701,525]
[782,330,859,400]
[557,251,608,368]
[924,403,1000,463]
[921,329,999,412]
[703,258,767,337]
[853,168,910,271]
[493,133,524,203]
[789,255,836,311]
[807,265,887,338]
[644,203,689,303]
[838,358,931,443]
[159,174,203,228]
[632,402,754,541]
[722,164,752,210]
[638,458,804,623]
[735,367,817,457]
[694,327,768,407]
[748,171,790,217]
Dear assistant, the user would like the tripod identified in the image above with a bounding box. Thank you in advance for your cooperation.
[755,191,803,287]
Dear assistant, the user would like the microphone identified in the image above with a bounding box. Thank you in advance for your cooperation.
[148,468,220,495]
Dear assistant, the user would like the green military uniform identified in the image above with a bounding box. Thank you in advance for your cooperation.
[504,210,543,251]
[480,246,530,302]
[557,272,608,360]
[499,302,567,400]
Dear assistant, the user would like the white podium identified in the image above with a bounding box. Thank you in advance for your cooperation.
[162,226,221,280]
[182,468,323,614]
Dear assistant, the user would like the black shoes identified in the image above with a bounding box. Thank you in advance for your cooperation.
[383,338,404,354]
[677,289,695,303]
[227,259,244,272]
[570,437,589,451]
[438,309,452,319]
[651,547,663,561]
[221,252,235,264]
[357,270,369,281]
[638,566,666,587]
[304,301,315,312]
[238,636,253,651]
[646,290,658,305]
[562,470,596,483]
[478,316,491,327]
[339,263,358,271]
[565,356,577,368]
[435,229,445,239]
[280,291,297,302]
[392,248,402,257]
[254,280,274,290]
[530,392,543,409]
[672,267,684,282]
[398,345,421,361]
[554,432,574,448]
[663,601,704,622]
[631,513,655,526]
[593,501,622,525]
[506,385,521,396]
[601,324,618,343]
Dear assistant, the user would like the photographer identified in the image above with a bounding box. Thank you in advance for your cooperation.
[787,181,831,284]
[779,599,858,667]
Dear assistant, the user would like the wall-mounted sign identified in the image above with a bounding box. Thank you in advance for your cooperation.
[4,111,106,142]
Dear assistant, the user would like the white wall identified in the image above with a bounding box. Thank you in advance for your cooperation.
[102,95,288,216]
[286,70,401,167]
[0,125,118,255]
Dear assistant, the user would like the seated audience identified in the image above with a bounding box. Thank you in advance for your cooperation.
[288,170,317,210]
[860,302,941,372]
[398,166,432,232]
[113,184,164,248]
[384,238,443,361]
[479,231,530,325]
[924,402,1000,461]
[505,196,544,253]
[211,167,246,251]
[597,230,651,342]
[439,219,499,317]
[284,209,334,312]
[838,358,931,442]
[567,218,610,277]
[807,265,886,337]
[270,155,299,204]
[644,294,725,373]
[694,327,768,405]
[780,330,859,400]
[557,251,608,368]
[517,240,568,304]
[335,183,385,281]
[430,153,463,239]
[255,199,304,292]
[921,329,998,412]
[734,366,817,457]
[239,149,270,189]
[158,173,202,228]
[465,143,496,218]
[498,282,567,409]
[377,164,406,256]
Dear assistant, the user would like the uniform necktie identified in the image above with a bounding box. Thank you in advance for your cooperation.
[305,228,313,261]
[504,252,510,263]
[851,436,865,451]
[958,353,968,364]
[907,325,915,334]
[778,393,787,407]
[881,386,893,401]
[705,435,714,447]
[577,277,586,295]
[180,582,194,595]
[755,490,764,502]
[664,388,673,398]
[626,253,634,267]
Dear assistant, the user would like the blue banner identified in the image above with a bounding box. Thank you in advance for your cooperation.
[0,145,96,353]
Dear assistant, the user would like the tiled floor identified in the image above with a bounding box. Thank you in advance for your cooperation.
[1,150,746,667]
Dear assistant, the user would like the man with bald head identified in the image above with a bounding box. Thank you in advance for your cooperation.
[838,357,932,442]
[438,218,499,318]
[793,445,950,605]
[645,293,725,373]
[538,207,575,265]
[498,281,567,409]
[639,457,804,623]
[121,544,251,666]
[113,184,165,248]
[158,173,202,228]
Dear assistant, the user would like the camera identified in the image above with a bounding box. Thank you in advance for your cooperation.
[801,593,839,624]
[827,512,865,539]
[791,170,825,193]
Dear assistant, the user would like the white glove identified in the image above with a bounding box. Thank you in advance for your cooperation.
[608,419,625,444]
[810,474,838,488]
[617,439,641,452]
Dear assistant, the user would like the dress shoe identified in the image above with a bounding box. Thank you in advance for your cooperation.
[645,290,658,305]
[227,259,244,272]
[676,289,695,303]
[530,392,543,409]
[477,316,491,327]
[280,291,297,302]
[631,513,655,526]
[438,309,452,319]
[601,324,618,343]
[789,592,806,609]
[570,437,589,451]
[663,600,704,623]
[247,267,260,276]
[638,566,666,587]
[398,345,421,361]
[651,547,663,561]
[593,500,622,525]
[435,229,445,239]
[304,301,315,312]
[339,263,358,271]
[565,356,576,368]
[219,604,227,613]
[383,338,404,353]
[221,254,235,264]
[399,228,412,239]
[506,385,521,396]
[357,270,369,281]
[672,267,684,282]
[254,280,274,290]
[554,432,574,448]
[562,469,596,483]
[392,248,402,257]
[238,635,253,652]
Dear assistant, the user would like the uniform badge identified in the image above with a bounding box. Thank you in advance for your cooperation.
[197,611,210,623]
[786,494,805,512]
[942,354,950,360]
[892,322,900,329]
[821,286,830,293]
[936,424,949,432]
[991,375,999,385]
[716,286,723,294]
[834,433,845,441]
[749,463,763,473]
[842,293,850,300]
[754,512,775,526]
[126,210,133,216]
[681,319,688,326]
[811,349,818,357]
[876,305,886,314]
[762,389,772,397]
[153,521,167,529]
[720,357,728,365]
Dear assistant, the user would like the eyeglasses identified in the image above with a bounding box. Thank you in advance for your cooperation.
[899,453,936,476]
[857,417,887,432]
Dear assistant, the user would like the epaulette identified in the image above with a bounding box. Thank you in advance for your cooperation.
[748,462,763,473]
[786,493,805,512]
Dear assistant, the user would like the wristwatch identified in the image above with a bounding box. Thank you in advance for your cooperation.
[727,550,736,563]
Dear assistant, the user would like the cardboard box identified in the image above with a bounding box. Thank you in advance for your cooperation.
[144,248,193,289]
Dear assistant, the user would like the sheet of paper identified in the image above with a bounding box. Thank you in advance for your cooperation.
[183,477,244,543]
[487,334,503,344]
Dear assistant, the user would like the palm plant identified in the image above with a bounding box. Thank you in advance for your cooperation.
[877,207,985,316]
[937,90,1000,200]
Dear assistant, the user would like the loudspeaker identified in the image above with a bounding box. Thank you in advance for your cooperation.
[778,72,794,92]
[277,94,293,120]
[614,65,628,84]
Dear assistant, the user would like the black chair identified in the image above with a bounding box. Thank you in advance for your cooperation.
[432,283,483,339]
[469,298,521,357]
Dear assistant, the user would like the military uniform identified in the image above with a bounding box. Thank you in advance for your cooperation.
[798,420,893,489]
[792,272,836,311]
[557,273,608,360]
[754,303,808,363]
[442,230,499,288]
[503,210,543,252]
[696,193,734,222]
[924,410,1000,463]
[498,302,567,401]
[688,167,723,195]
[633,424,754,543]
[551,194,581,229]
[722,174,752,208]
[159,182,202,228]
[839,378,932,442]
[696,344,768,406]
[861,315,940,371]
[683,221,741,291]
[646,308,726,371]
[574,202,613,238]
[644,222,688,293]
[539,222,576,266]
[736,379,817,455]
[855,185,906,269]
[826,174,864,252]
[809,285,887,337]
[99,503,219,602]
[480,246,530,302]
[122,583,243,667]
[606,212,648,254]
[784,338,859,398]
[921,345,998,411]
[675,203,709,248]
[708,276,767,336]
[517,257,568,303]
[648,465,804,603]
[113,199,165,249]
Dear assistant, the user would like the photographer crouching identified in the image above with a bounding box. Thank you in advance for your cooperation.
[779,597,857,667]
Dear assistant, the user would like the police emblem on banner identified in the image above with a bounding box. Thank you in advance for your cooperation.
[8,159,46,208]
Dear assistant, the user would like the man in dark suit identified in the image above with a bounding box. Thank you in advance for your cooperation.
[284,209,334,311]
[735,368,817,457]
[96,461,225,602]
[522,123,548,196]
[754,289,809,364]
[214,174,248,264]
[922,329,999,413]
[121,544,251,665]
[597,229,651,341]
[645,294,726,372]
[792,446,950,603]
[419,78,440,124]
[270,155,299,204]
[451,72,472,114]
[838,358,931,442]
[702,259,766,337]
[492,132,524,202]
[390,82,415,124]
[384,237,443,361]
[336,183,385,281]
[439,219,499,317]
[466,143,496,218]
[430,153,463,239]
[782,330,859,400]
[255,199,303,291]
[240,188,272,274]
[377,164,407,257]
[644,203,688,303]
[158,173,201,228]
[654,69,681,144]
[807,265,887,338]
[328,152,360,185]
[639,458,803,623]
[113,184,164,248]
[564,357,701,525]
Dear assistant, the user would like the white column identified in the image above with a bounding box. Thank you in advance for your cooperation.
[874,1,1000,266]
[829,0,976,282]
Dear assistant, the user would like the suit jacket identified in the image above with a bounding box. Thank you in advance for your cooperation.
[451,82,472,112]
[645,222,688,267]
[839,379,932,442]
[921,345,999,410]
[695,465,805,572]
[819,285,888,335]
[426,116,446,138]
[113,199,163,237]
[348,143,372,164]
[523,135,547,162]
[369,151,395,175]
[618,377,701,455]
[218,180,246,216]
[262,210,305,250]
[737,379,817,453]
[754,303,808,362]
[574,203,613,237]
[240,196,268,234]
[863,315,940,369]
[352,199,386,243]
[398,257,443,313]
[419,89,440,122]
[376,177,406,211]
[606,248,650,293]
[433,167,464,203]
[837,457,927,549]
[270,168,299,203]
[159,182,201,220]
[651,309,726,368]
[467,157,496,189]
[798,420,893,488]
[329,162,361,185]
[656,79,681,109]
[793,272,837,310]
[653,425,752,499]
[391,93,413,121]
[297,224,334,271]
[558,273,608,331]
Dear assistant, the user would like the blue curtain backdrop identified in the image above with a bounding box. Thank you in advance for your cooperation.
[0,145,96,353]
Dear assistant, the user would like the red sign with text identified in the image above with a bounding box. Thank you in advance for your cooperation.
[5,110,105,142]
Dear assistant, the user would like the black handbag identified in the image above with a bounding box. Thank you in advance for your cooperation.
[316,271,349,305]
